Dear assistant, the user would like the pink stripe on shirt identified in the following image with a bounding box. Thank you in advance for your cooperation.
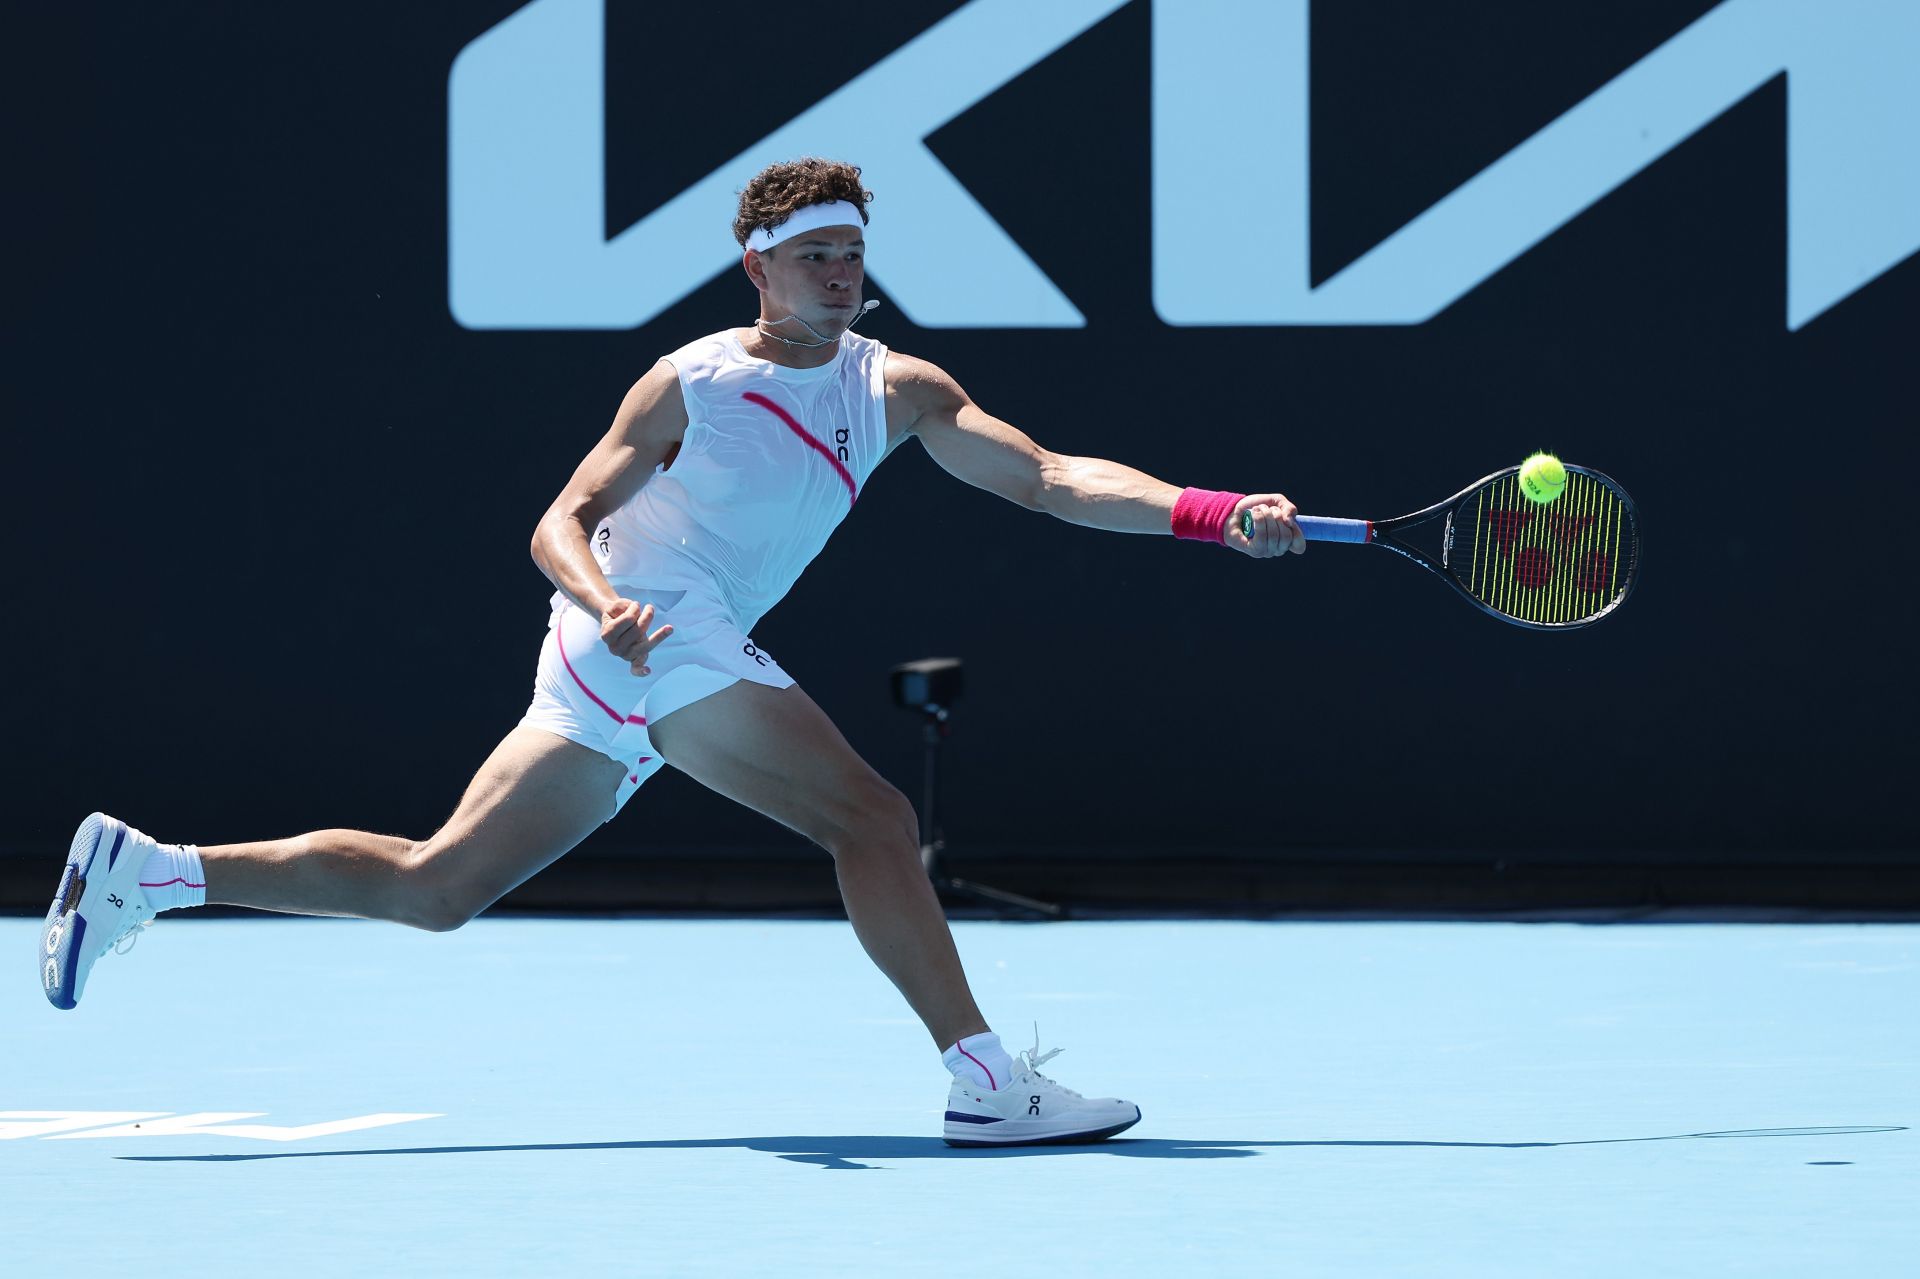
[741,391,858,507]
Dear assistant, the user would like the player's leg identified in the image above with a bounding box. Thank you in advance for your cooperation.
[646,680,989,1051]
[41,726,625,1008]
[201,726,626,929]
[649,678,1141,1145]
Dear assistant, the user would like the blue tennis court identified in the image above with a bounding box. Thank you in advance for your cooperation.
[7,917,1913,1275]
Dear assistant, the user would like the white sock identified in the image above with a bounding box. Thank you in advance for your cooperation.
[943,1031,1014,1091]
[139,843,206,913]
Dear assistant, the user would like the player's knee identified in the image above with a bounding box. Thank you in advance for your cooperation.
[820,783,920,863]
[394,842,489,933]
[408,899,477,934]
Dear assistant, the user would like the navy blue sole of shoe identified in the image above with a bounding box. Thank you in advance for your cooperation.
[942,1108,1142,1148]
[40,815,117,1010]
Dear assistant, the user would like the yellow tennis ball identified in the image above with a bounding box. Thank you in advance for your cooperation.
[1518,452,1567,504]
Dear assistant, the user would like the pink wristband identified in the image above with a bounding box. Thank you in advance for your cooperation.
[1171,487,1245,544]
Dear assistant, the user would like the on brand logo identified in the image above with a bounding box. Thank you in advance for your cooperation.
[451,0,1916,332]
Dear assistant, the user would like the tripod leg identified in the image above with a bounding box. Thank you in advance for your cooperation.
[944,875,1067,920]
[914,702,1063,918]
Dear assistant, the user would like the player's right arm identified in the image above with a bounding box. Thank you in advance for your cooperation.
[531,360,688,671]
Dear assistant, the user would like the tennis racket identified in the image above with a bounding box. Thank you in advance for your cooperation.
[1242,465,1640,629]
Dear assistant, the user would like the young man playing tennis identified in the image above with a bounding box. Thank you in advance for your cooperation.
[41,157,1303,1146]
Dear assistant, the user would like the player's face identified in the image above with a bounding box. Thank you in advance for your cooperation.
[761,226,865,331]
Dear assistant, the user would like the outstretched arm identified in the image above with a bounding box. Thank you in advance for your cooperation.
[890,354,1302,556]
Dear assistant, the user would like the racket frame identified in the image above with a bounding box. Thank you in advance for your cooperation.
[1293,465,1639,631]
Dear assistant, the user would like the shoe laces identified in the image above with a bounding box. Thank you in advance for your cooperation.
[1014,1024,1084,1100]
[109,917,152,957]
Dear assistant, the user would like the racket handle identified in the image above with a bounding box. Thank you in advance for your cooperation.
[1298,516,1371,543]
[1237,512,1373,543]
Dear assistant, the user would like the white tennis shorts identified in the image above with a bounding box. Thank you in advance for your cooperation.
[518,584,795,817]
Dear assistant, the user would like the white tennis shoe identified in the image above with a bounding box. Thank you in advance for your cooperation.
[40,813,160,1010]
[942,1033,1141,1147]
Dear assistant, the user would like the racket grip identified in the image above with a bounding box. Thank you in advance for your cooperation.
[1297,516,1371,543]
[1236,512,1372,543]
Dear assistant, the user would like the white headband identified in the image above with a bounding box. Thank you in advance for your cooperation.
[747,199,866,253]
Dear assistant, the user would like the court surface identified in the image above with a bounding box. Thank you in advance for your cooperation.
[5,917,1915,1277]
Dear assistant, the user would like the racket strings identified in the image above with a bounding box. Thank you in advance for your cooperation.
[1461,470,1637,625]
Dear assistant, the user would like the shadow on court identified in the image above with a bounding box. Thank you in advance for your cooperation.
[118,1126,1905,1171]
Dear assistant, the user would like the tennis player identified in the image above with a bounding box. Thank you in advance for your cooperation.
[40,157,1302,1146]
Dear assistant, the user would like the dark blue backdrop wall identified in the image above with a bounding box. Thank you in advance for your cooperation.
[11,2,1916,886]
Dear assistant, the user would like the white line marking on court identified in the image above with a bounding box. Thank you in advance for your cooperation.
[0,1112,170,1140]
[1,1110,442,1141]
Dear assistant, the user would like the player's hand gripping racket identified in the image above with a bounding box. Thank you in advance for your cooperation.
[1243,465,1640,629]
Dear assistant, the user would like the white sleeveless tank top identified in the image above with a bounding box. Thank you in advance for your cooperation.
[590,328,892,632]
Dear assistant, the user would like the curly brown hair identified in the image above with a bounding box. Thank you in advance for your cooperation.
[732,157,872,249]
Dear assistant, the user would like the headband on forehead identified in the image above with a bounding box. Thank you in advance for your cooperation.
[747,199,866,253]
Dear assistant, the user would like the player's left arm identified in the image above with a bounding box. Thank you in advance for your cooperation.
[889,354,1301,557]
